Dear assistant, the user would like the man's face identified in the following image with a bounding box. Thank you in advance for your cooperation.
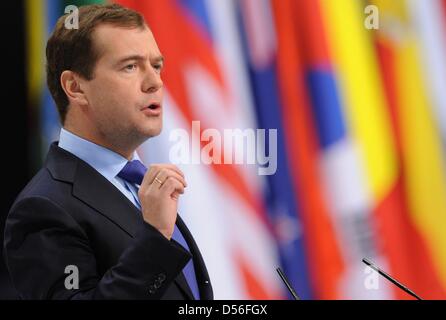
[82,24,164,147]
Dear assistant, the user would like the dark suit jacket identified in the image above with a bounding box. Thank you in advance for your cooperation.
[3,142,213,300]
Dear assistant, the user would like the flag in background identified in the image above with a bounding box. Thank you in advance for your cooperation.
[370,0,446,298]
[28,0,446,299]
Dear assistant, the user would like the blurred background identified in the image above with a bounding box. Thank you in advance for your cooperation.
[2,0,446,300]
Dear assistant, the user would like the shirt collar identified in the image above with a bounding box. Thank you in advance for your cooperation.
[58,128,140,182]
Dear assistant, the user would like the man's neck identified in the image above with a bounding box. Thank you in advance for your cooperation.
[62,126,136,160]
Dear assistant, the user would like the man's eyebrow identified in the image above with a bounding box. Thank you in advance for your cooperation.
[153,56,165,65]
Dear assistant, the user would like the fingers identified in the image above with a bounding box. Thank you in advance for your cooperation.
[150,164,185,180]
[159,176,185,199]
[152,169,186,189]
[162,164,185,179]
[140,164,187,198]
[145,165,186,187]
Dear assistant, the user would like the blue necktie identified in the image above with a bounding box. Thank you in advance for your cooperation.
[118,160,200,299]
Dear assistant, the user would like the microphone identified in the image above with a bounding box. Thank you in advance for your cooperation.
[362,258,423,300]
[276,267,301,300]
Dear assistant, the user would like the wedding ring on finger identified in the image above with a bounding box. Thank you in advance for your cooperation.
[154,176,164,186]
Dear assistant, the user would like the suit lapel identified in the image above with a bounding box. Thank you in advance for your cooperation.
[176,215,214,300]
[73,159,143,237]
[46,142,142,238]
[174,269,195,300]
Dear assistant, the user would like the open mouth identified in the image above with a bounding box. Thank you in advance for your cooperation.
[141,103,162,115]
[147,104,159,110]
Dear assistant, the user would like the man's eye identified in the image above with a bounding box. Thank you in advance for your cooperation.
[124,64,137,71]
[153,64,163,73]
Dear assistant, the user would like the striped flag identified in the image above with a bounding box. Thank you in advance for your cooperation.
[372,0,446,298]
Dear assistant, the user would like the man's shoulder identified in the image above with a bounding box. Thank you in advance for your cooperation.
[12,142,81,206]
[10,166,72,213]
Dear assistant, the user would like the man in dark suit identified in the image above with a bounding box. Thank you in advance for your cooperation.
[3,4,213,300]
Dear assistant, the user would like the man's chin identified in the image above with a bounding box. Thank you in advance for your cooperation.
[142,124,162,139]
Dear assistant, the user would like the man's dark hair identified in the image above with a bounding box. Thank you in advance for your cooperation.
[46,4,146,124]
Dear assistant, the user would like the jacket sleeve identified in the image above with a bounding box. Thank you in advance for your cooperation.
[3,196,191,299]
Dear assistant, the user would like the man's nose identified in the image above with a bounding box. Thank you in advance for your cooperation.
[142,68,163,93]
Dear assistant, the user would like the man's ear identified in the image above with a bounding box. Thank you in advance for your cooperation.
[60,71,89,107]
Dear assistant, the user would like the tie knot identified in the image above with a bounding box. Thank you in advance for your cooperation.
[118,160,147,185]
